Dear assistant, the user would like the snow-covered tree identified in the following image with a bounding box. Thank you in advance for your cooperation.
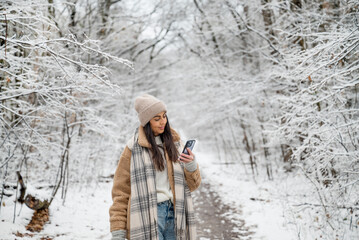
[0,0,131,209]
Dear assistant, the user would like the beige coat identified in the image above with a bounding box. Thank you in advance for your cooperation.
[109,126,201,238]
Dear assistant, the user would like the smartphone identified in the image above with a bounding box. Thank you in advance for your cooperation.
[182,140,196,155]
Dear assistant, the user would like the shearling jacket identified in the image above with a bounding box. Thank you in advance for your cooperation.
[109,126,201,238]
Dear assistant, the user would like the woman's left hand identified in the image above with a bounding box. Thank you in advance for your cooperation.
[179,148,195,163]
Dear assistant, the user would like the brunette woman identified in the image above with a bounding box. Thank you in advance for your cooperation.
[109,94,201,240]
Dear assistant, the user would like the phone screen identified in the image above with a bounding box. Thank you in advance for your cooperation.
[182,140,196,155]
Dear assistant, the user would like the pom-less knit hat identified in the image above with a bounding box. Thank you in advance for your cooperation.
[134,94,167,126]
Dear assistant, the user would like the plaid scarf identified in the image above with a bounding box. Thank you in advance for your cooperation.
[130,128,196,240]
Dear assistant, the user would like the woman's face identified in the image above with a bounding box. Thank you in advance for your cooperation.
[149,111,167,136]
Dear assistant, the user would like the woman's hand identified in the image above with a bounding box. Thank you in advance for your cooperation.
[179,148,195,163]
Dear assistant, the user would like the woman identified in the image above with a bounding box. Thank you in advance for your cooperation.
[109,94,201,240]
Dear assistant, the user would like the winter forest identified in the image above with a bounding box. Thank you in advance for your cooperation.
[1,0,359,239]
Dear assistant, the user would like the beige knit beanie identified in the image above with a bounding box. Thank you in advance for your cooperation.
[134,94,167,126]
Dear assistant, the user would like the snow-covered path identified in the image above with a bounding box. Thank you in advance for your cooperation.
[193,182,255,239]
[1,177,255,240]
[47,178,253,240]
[1,151,295,239]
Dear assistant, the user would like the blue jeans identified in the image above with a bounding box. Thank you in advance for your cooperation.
[157,200,176,240]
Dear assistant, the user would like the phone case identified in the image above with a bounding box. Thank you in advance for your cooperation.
[182,140,196,154]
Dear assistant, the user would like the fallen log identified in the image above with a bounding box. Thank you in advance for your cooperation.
[25,195,50,210]
[16,172,51,232]
[24,194,50,232]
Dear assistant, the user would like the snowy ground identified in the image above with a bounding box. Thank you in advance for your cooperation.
[0,151,324,240]
[195,151,297,240]
[0,180,113,240]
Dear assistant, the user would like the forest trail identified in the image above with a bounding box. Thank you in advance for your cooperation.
[1,176,256,240]
[193,181,255,240]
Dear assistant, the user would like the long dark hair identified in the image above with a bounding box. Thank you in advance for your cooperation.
[144,118,179,171]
